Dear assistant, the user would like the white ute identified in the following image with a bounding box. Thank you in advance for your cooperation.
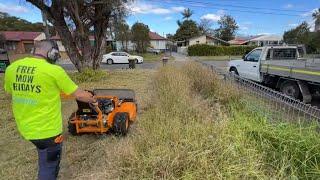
[228,46,320,103]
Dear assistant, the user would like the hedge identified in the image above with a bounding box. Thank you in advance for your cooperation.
[188,44,257,56]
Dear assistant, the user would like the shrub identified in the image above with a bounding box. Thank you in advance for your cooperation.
[69,69,107,83]
[188,44,256,56]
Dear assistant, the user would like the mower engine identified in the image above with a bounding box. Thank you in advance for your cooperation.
[68,89,137,136]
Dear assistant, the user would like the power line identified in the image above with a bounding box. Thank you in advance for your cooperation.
[172,0,310,13]
[150,0,308,17]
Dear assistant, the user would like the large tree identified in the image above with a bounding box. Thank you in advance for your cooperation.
[115,21,131,51]
[182,8,193,20]
[174,20,200,41]
[198,19,214,35]
[216,15,238,41]
[283,22,310,44]
[283,22,320,53]
[26,0,129,72]
[131,22,150,53]
[0,33,5,49]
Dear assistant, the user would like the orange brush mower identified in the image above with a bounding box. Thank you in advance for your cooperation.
[65,89,137,136]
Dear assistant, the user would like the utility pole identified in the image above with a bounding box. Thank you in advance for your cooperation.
[41,11,50,40]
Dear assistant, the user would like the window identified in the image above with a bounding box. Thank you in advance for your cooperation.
[119,52,128,56]
[111,53,118,56]
[272,49,296,60]
[245,49,262,62]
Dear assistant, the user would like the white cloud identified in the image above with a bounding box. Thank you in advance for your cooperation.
[128,2,185,15]
[164,16,173,21]
[171,6,185,13]
[201,14,221,21]
[284,4,293,9]
[200,10,225,22]
[301,8,317,17]
[288,23,298,27]
[0,3,29,13]
[257,33,272,35]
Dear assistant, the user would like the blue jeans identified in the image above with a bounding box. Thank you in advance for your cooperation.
[31,136,62,180]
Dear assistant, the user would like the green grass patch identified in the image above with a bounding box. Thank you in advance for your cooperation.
[194,55,242,61]
[68,69,107,84]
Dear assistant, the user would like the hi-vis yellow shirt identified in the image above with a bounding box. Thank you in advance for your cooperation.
[4,57,78,140]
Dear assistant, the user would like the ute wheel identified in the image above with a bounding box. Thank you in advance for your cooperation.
[107,59,113,65]
[135,59,139,64]
[68,112,78,136]
[229,67,239,76]
[113,112,130,136]
[280,81,300,99]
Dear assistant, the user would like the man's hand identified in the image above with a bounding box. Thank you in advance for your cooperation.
[72,89,96,103]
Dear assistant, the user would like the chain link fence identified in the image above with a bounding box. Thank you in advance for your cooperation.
[199,62,320,122]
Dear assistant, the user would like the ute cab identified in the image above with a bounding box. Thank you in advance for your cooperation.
[228,46,300,83]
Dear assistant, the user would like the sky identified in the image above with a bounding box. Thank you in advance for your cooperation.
[0,0,319,37]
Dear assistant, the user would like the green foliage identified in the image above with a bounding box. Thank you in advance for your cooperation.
[216,15,239,41]
[283,22,320,53]
[182,8,193,20]
[283,22,310,44]
[131,22,150,53]
[69,69,107,84]
[174,20,200,41]
[188,44,256,56]
[115,21,131,51]
[105,45,113,54]
[0,12,53,33]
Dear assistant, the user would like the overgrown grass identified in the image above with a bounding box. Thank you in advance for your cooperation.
[117,62,320,179]
[1,62,320,179]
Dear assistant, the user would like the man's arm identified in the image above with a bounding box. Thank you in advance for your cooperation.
[72,89,96,103]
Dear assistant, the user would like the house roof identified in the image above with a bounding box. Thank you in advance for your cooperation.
[1,31,42,41]
[228,39,247,45]
[249,35,282,41]
[189,34,229,44]
[149,32,166,40]
[229,35,282,45]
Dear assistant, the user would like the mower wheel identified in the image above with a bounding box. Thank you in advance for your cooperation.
[113,112,130,136]
[68,112,78,136]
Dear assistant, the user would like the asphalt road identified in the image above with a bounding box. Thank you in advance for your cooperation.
[59,62,161,71]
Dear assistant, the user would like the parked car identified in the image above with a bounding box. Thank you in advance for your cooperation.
[228,45,320,103]
[147,48,161,54]
[102,52,144,64]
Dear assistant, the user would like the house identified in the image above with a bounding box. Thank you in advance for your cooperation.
[50,35,98,60]
[1,31,45,53]
[188,35,229,46]
[247,35,282,46]
[149,32,167,51]
[229,35,283,46]
[116,32,168,51]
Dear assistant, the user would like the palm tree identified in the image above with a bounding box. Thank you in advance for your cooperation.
[182,8,193,20]
[312,8,320,31]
